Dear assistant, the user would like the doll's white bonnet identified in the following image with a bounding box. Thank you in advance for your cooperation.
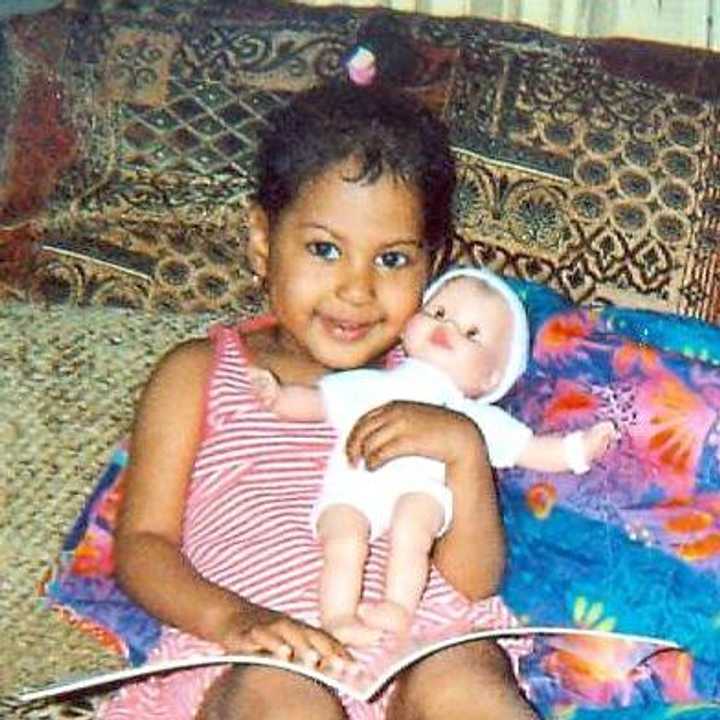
[423,266,529,403]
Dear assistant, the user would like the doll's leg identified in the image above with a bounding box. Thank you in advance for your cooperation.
[386,640,539,720]
[360,492,443,636]
[196,665,347,720]
[316,504,381,646]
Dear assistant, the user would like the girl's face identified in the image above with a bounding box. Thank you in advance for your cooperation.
[248,159,430,372]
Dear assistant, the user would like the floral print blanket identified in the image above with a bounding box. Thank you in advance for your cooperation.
[44,279,720,718]
[501,280,720,718]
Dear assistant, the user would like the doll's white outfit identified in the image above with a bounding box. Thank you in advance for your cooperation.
[314,358,532,539]
[312,266,533,540]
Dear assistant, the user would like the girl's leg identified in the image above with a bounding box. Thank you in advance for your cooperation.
[196,665,347,720]
[386,640,539,720]
[360,492,443,635]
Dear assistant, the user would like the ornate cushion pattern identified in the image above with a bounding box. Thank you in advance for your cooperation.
[445,40,720,319]
[2,2,719,319]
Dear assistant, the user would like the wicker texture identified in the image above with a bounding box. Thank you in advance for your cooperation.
[0,303,235,716]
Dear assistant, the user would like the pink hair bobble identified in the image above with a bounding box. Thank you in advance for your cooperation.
[346,45,377,86]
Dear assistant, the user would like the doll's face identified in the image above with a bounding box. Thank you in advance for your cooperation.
[402,277,514,398]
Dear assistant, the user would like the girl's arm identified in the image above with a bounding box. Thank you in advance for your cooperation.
[346,403,504,600]
[114,340,257,643]
[433,421,505,600]
[115,341,348,664]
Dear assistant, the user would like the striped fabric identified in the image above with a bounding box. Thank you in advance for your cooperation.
[99,318,528,719]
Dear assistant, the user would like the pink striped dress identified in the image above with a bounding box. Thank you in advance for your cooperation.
[98,317,529,720]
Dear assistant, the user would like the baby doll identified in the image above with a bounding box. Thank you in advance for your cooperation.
[250,267,615,646]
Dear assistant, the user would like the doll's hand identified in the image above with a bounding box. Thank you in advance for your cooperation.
[218,605,354,675]
[247,366,280,410]
[563,421,616,474]
[346,401,482,471]
[582,420,617,463]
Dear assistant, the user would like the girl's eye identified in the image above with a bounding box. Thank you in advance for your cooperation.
[375,251,409,269]
[466,327,482,343]
[430,306,445,320]
[307,241,340,261]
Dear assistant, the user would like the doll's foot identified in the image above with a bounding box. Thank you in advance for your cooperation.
[358,601,412,637]
[584,421,617,462]
[325,615,384,647]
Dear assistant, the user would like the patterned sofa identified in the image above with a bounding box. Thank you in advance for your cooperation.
[2,2,720,718]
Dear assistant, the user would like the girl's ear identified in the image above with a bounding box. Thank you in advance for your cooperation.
[246,203,271,278]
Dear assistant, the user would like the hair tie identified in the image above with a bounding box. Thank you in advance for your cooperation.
[346,45,377,87]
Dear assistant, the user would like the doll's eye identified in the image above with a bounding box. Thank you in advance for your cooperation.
[307,241,341,261]
[431,306,446,320]
[466,326,482,343]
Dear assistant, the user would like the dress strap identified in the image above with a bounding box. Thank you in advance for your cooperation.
[201,315,275,439]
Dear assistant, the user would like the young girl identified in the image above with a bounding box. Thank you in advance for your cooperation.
[100,81,539,720]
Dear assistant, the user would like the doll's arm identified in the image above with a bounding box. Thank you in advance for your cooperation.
[517,420,616,474]
[247,366,327,421]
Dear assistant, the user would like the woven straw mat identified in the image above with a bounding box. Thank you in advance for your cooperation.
[0,302,232,718]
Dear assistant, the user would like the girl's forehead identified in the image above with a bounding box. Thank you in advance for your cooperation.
[287,161,424,239]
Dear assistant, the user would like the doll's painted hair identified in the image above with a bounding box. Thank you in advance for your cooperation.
[253,81,456,267]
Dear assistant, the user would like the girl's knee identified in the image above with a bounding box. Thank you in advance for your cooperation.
[196,667,346,720]
[407,640,513,684]
[388,641,536,720]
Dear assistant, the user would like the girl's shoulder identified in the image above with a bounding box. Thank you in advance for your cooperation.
[151,314,276,383]
[147,336,215,392]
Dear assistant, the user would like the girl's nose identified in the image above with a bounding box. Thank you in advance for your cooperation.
[336,264,375,304]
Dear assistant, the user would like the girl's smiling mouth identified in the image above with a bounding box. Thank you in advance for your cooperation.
[318,314,376,342]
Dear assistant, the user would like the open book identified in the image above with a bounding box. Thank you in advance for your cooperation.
[18,626,677,704]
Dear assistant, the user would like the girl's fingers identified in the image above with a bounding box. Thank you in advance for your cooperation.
[247,620,351,668]
[273,621,321,663]
[351,426,392,467]
[349,410,424,469]
[346,408,396,464]
[347,407,386,438]
[280,623,353,667]
[303,626,353,662]
[240,626,294,659]
[355,424,399,469]
[362,434,411,470]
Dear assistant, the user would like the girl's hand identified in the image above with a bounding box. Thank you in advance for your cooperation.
[346,401,484,472]
[218,605,354,674]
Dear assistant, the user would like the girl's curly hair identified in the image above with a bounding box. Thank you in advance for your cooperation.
[254,81,456,268]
